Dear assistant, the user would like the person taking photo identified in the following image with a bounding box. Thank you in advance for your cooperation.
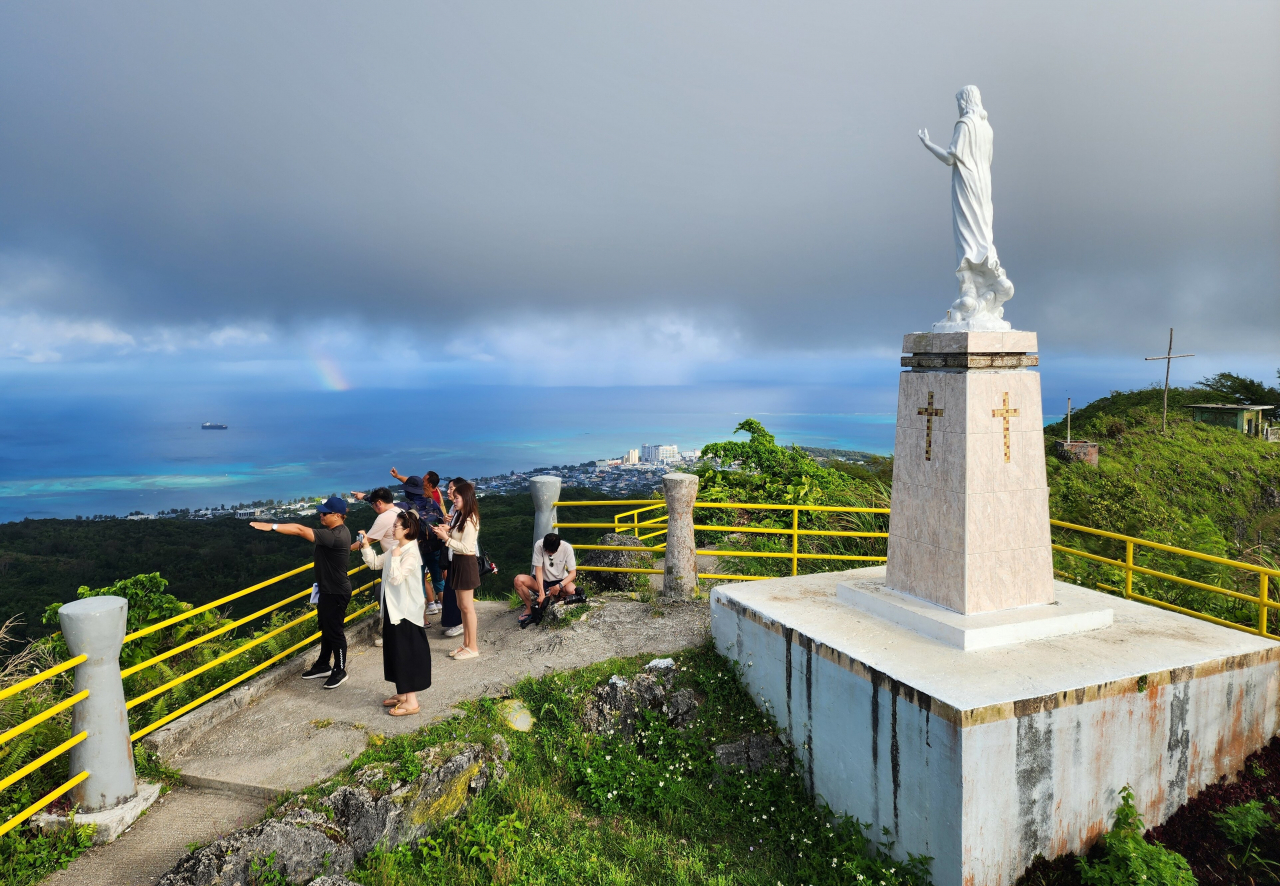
[432,478,481,660]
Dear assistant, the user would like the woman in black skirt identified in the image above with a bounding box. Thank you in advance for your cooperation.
[360,509,431,715]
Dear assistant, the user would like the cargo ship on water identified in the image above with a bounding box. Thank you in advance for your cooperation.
[201,422,228,430]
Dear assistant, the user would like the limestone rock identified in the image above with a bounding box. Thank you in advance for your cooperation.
[498,699,534,732]
[581,671,700,738]
[310,879,363,886]
[159,742,508,886]
[157,819,354,886]
[581,534,654,593]
[665,688,700,729]
[713,734,789,774]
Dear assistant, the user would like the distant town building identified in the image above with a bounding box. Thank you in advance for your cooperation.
[641,444,679,464]
[1187,404,1276,438]
[679,450,701,460]
[623,449,640,465]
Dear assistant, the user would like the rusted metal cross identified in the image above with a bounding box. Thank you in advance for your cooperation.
[991,392,1020,463]
[917,391,944,461]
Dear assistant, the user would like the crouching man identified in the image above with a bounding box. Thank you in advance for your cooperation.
[513,533,580,628]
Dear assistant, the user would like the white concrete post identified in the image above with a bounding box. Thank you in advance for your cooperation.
[661,473,699,598]
[530,475,562,546]
[59,596,137,812]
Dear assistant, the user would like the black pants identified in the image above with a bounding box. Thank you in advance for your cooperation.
[317,592,351,672]
[441,579,461,628]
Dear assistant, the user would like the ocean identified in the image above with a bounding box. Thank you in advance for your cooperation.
[0,383,910,522]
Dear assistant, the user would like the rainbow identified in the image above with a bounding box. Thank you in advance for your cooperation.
[310,351,351,391]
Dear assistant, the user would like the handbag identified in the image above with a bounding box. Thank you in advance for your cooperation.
[476,543,497,578]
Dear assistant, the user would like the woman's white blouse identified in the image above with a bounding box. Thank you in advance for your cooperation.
[360,541,425,626]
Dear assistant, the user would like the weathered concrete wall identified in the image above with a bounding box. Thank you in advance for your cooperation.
[715,597,963,878]
[962,655,1280,885]
[711,570,1280,886]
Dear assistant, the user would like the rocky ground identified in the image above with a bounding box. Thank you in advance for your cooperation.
[46,593,712,886]
[155,657,788,886]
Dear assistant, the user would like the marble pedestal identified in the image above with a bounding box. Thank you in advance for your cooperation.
[887,331,1053,614]
[712,568,1280,886]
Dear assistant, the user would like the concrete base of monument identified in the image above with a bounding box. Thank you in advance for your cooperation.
[32,781,162,845]
[711,567,1280,886]
[835,570,1113,650]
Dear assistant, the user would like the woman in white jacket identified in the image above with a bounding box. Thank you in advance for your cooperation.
[360,509,431,716]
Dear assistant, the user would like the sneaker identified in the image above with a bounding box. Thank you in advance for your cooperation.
[322,669,348,689]
[301,661,331,680]
[373,637,383,647]
[444,624,464,638]
[426,602,442,615]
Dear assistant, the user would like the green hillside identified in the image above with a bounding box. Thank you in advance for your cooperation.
[1044,385,1280,555]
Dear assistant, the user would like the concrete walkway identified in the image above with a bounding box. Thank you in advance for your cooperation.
[47,595,711,886]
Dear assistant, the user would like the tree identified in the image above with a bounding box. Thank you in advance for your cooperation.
[1196,371,1280,407]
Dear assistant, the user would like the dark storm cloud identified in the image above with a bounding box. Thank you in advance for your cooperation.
[0,1,1275,354]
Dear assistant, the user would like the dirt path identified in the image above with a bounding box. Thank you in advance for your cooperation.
[46,596,711,886]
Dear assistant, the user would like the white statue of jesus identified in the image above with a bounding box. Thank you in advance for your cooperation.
[918,85,1014,332]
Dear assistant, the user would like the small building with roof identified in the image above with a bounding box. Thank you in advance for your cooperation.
[1186,403,1275,438]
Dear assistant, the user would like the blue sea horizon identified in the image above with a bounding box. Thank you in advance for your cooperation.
[0,383,911,522]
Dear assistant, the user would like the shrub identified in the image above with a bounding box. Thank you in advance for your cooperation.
[1077,786,1194,886]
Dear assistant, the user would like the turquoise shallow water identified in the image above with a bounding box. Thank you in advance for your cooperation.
[0,383,901,521]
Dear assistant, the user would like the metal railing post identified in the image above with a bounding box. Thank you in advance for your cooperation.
[58,596,137,812]
[530,475,562,545]
[661,474,699,598]
[1125,541,1134,599]
[791,507,799,576]
[1260,574,1270,637]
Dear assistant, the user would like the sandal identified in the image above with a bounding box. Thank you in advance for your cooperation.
[448,646,466,658]
[518,612,534,629]
[452,648,480,660]
[383,696,402,707]
[388,703,420,717]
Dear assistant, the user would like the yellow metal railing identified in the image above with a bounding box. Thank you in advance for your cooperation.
[1051,519,1280,638]
[124,564,379,740]
[558,500,1279,637]
[0,655,93,839]
[555,499,890,580]
[1,557,381,839]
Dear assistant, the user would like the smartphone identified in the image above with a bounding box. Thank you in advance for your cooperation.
[357,531,366,542]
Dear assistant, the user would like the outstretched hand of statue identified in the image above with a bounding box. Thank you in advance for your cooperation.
[918,128,951,165]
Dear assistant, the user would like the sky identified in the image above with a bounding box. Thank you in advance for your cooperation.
[0,3,1276,517]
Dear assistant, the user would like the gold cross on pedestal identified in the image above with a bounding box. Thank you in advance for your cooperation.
[991,392,1020,463]
[917,391,944,461]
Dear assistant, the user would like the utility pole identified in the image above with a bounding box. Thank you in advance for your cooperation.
[1067,397,1072,444]
[1144,328,1194,434]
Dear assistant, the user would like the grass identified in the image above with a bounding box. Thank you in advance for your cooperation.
[1045,389,1280,634]
[284,641,930,886]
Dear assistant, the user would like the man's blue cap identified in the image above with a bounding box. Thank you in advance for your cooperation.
[316,495,348,515]
[401,475,426,496]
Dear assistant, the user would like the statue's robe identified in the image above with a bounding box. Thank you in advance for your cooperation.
[948,111,996,271]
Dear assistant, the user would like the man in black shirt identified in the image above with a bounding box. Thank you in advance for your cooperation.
[250,496,354,688]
